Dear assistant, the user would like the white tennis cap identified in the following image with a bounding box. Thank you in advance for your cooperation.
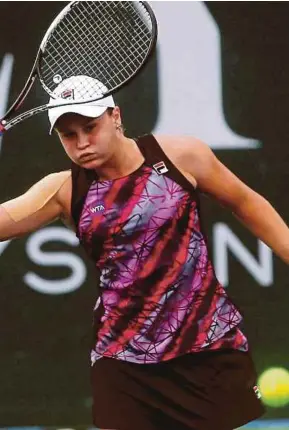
[48,75,115,134]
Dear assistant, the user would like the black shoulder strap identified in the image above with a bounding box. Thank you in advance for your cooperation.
[71,162,96,230]
[135,134,197,196]
[135,134,176,169]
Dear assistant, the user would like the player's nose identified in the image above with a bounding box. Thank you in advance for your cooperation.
[76,132,90,149]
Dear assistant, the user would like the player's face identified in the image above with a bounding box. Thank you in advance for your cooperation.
[55,107,122,169]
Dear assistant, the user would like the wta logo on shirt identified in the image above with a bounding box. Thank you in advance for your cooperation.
[90,203,105,214]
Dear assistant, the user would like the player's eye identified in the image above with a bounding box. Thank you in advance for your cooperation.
[84,124,96,133]
[62,131,75,139]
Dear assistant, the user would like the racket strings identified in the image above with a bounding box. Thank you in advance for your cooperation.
[45,7,132,93]
[50,23,108,92]
[45,11,108,83]
[39,1,154,101]
[71,2,151,83]
[77,2,152,67]
[43,20,112,97]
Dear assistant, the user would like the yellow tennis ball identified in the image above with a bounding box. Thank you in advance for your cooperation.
[258,367,289,407]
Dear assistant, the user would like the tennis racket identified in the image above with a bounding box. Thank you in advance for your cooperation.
[0,1,157,134]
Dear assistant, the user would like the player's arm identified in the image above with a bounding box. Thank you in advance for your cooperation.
[162,135,289,264]
[0,171,71,241]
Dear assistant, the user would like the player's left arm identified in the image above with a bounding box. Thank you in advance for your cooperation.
[177,136,289,265]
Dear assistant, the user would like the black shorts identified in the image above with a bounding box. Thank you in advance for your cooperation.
[91,349,265,430]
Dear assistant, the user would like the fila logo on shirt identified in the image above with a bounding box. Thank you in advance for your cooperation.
[90,204,105,214]
[253,385,262,399]
[153,161,169,175]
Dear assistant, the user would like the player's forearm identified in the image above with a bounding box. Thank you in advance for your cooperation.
[233,192,289,264]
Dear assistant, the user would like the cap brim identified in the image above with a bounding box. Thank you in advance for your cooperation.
[48,104,108,134]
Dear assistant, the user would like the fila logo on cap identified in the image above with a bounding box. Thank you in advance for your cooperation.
[153,161,168,175]
[61,89,75,100]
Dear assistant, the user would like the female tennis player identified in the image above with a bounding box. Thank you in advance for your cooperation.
[1,76,289,430]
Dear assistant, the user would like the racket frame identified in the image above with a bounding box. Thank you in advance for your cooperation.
[0,1,157,132]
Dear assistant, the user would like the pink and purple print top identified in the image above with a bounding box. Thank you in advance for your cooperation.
[74,135,248,364]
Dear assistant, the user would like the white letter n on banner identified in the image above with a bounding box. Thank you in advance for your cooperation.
[213,223,273,287]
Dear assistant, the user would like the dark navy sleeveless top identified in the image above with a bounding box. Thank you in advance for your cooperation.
[71,134,248,364]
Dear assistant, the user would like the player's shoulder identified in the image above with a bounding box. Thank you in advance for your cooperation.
[34,169,71,189]
[152,134,211,162]
[42,169,71,183]
[36,170,72,214]
[30,170,72,200]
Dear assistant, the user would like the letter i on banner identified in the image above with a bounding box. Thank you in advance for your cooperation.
[152,2,259,150]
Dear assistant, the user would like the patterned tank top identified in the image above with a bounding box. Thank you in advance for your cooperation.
[71,134,248,364]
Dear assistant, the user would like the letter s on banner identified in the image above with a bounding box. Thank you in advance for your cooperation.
[24,227,86,295]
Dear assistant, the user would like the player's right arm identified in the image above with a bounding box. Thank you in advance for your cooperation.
[0,171,72,241]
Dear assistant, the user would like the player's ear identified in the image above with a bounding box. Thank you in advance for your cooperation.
[111,106,122,128]
[111,106,121,120]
